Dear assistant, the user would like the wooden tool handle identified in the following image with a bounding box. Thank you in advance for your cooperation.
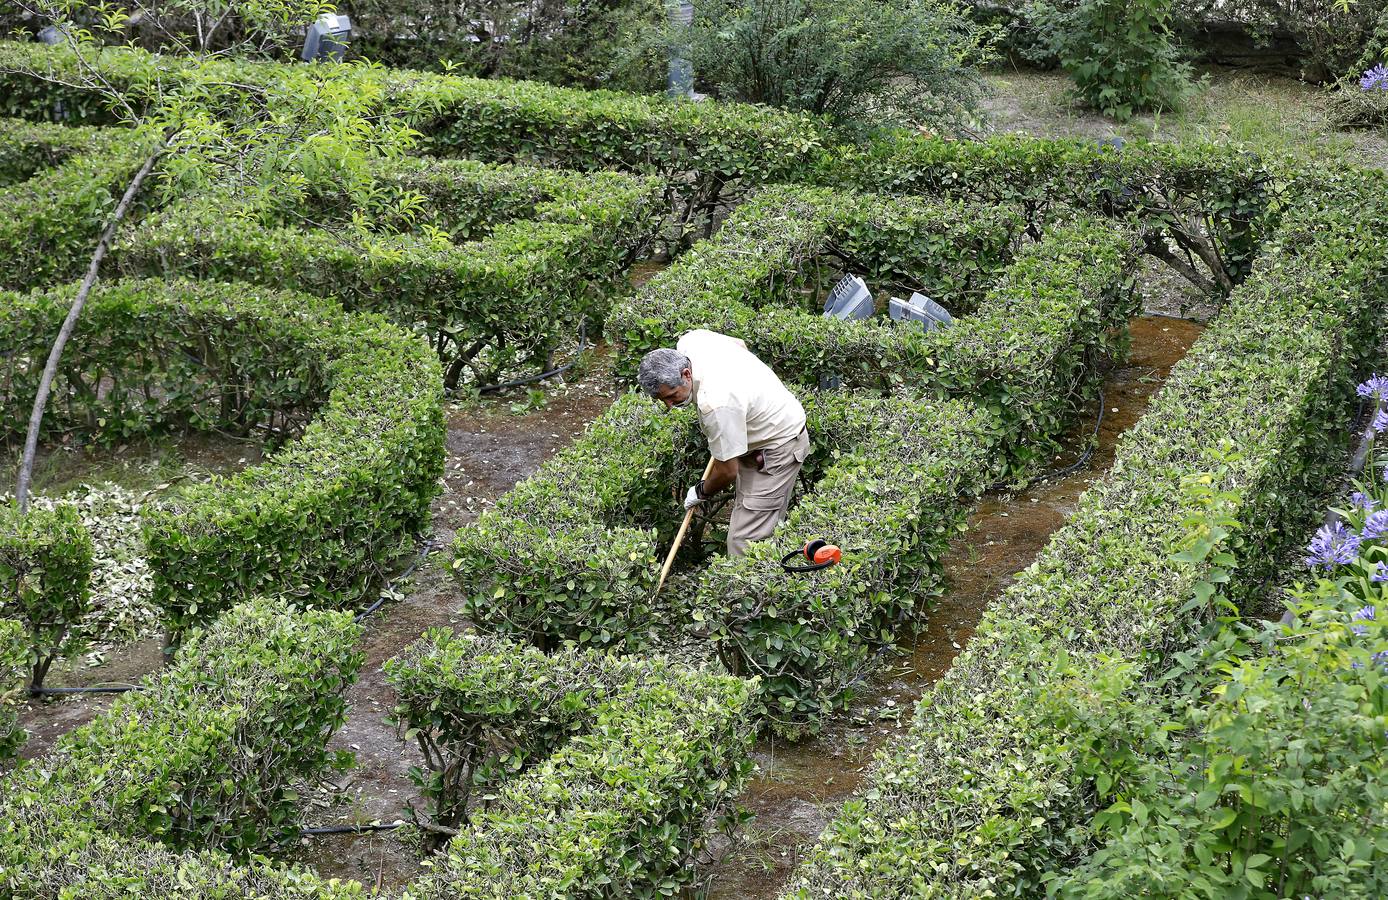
[655,457,716,596]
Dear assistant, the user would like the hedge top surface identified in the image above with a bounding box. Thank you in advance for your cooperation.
[0,116,130,183]
[781,184,1388,898]
[1,276,441,506]
[1,277,445,632]
[0,40,827,181]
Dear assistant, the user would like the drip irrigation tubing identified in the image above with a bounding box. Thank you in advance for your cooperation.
[476,321,588,395]
[986,388,1105,494]
[30,683,142,696]
[355,538,437,624]
[300,821,406,835]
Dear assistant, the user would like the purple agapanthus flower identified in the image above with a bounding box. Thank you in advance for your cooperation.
[1363,65,1388,91]
[1352,491,1378,513]
[1358,374,1388,400]
[1374,562,1388,583]
[1352,605,1377,635]
[1363,510,1388,541]
[1305,521,1362,569]
[1374,650,1388,671]
[1374,408,1388,435]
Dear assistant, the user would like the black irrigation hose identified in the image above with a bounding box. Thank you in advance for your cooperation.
[355,538,437,624]
[986,388,1106,494]
[300,821,406,835]
[476,320,588,395]
[30,684,143,696]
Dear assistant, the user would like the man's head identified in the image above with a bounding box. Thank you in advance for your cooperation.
[637,348,693,409]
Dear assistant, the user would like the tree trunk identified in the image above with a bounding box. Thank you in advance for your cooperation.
[14,141,165,512]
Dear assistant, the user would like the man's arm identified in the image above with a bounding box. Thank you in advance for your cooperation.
[701,457,739,496]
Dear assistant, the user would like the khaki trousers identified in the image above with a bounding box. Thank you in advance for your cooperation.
[727,428,810,556]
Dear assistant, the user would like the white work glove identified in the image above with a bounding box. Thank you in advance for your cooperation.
[684,483,704,510]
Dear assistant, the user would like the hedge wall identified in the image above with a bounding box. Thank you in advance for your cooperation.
[0,598,362,894]
[695,397,992,729]
[389,628,757,898]
[0,117,154,290]
[0,117,111,183]
[816,132,1284,293]
[0,278,445,639]
[453,389,993,729]
[0,617,24,763]
[780,179,1388,897]
[612,190,1136,474]
[0,40,824,229]
[117,156,663,387]
[0,502,93,690]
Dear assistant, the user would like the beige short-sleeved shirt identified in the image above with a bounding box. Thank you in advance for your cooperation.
[677,329,806,461]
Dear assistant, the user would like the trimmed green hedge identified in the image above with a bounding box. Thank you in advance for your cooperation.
[0,827,364,900]
[0,278,445,639]
[0,617,25,762]
[389,628,757,898]
[816,133,1283,292]
[117,156,663,387]
[0,117,154,290]
[781,180,1388,898]
[0,598,362,871]
[454,390,994,729]
[452,392,697,652]
[609,187,1027,379]
[695,397,992,729]
[0,39,823,240]
[0,502,93,690]
[0,117,112,183]
[612,190,1136,473]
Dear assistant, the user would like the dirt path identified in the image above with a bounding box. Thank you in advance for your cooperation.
[286,353,618,888]
[705,315,1204,898]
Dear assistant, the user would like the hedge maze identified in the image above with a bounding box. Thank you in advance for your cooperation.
[0,118,156,290]
[2,37,1386,897]
[1,278,446,642]
[117,156,664,389]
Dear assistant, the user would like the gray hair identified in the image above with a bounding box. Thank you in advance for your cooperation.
[637,348,691,396]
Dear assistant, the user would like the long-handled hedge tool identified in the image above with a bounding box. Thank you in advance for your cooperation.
[655,457,715,596]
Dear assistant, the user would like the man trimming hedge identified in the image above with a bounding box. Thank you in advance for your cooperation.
[637,329,809,555]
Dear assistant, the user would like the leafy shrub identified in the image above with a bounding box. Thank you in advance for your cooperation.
[0,618,25,762]
[1022,0,1196,120]
[0,117,155,289]
[452,392,698,652]
[390,628,757,898]
[697,396,992,729]
[117,156,663,388]
[341,0,666,92]
[819,133,1279,294]
[454,390,994,731]
[0,598,363,860]
[1044,457,1388,897]
[609,185,1028,387]
[673,0,997,134]
[0,278,445,640]
[613,193,1135,474]
[0,39,826,240]
[0,503,93,690]
[0,116,111,184]
[781,183,1388,897]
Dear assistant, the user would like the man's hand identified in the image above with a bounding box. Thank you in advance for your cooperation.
[684,484,704,509]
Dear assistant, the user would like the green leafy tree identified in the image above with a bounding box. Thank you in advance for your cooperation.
[668,0,998,135]
[1025,0,1196,120]
[3,0,418,512]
